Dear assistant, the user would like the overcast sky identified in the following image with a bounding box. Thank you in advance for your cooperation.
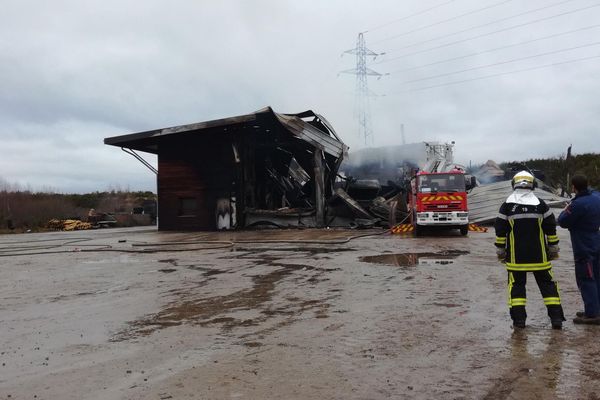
[1,0,599,193]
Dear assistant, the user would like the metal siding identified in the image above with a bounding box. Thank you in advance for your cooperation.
[274,113,346,158]
[468,180,567,224]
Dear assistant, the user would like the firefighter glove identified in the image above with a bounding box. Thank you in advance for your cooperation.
[496,247,506,261]
[548,244,560,260]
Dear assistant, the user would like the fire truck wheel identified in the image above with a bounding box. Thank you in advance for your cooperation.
[460,226,469,236]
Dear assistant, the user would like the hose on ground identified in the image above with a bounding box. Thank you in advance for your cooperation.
[0,224,402,258]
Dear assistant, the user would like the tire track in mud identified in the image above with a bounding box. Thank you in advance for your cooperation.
[482,330,600,400]
[110,248,346,342]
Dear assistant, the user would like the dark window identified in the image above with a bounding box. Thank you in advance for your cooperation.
[178,197,197,216]
[418,173,465,193]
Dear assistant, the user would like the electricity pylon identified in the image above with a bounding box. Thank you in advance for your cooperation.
[340,32,384,146]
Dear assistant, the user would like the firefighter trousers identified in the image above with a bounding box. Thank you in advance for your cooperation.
[508,269,565,323]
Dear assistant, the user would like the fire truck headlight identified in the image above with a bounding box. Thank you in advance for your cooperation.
[417,212,429,219]
[457,212,469,218]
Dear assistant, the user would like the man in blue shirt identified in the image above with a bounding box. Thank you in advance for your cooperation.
[558,175,600,324]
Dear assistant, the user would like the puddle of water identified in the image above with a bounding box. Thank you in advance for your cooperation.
[359,250,469,267]
[205,317,236,324]
[202,269,226,276]
[49,291,97,302]
[183,264,226,277]
[429,303,461,308]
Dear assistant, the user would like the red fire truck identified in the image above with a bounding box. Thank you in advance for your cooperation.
[409,170,471,235]
[408,142,475,236]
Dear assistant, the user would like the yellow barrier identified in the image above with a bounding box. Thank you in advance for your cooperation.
[468,224,488,232]
[391,223,488,234]
[391,224,414,234]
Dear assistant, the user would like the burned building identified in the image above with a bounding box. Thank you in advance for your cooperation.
[104,107,348,231]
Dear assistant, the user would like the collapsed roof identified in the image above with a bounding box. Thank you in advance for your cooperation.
[104,107,347,159]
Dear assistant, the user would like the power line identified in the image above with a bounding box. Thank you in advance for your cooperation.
[391,41,600,84]
[376,0,578,58]
[365,0,458,33]
[371,0,513,45]
[387,54,600,94]
[385,24,600,74]
[376,2,600,64]
[339,33,384,146]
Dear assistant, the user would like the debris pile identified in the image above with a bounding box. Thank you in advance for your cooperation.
[327,180,409,228]
[87,212,117,228]
[47,219,93,231]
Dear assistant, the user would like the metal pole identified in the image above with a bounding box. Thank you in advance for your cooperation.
[313,149,325,227]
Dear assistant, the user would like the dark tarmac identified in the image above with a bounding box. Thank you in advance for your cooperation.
[1,225,599,399]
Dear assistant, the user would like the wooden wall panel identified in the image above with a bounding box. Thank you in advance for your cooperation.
[157,133,238,230]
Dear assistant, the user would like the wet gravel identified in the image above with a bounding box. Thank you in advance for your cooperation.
[1,226,599,399]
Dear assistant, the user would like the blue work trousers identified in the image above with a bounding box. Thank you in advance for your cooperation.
[575,252,600,317]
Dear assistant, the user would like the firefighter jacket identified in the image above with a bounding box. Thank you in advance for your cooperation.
[557,189,600,260]
[494,191,559,271]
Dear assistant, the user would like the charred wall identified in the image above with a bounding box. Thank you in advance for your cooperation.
[157,132,238,230]
[154,124,322,230]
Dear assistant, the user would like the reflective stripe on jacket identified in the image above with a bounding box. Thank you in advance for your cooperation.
[494,198,558,271]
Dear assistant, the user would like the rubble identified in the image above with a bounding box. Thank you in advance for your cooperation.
[47,219,93,231]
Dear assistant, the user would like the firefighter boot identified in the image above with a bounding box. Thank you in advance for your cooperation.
[548,305,565,330]
[513,320,526,329]
[510,306,526,329]
[551,320,563,330]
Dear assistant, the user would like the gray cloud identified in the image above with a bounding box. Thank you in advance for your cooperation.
[1,0,599,192]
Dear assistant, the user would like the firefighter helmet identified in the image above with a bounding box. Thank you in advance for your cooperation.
[511,170,535,190]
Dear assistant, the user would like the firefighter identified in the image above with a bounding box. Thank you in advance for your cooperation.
[494,170,565,329]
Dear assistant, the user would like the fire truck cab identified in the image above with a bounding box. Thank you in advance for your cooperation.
[410,170,470,236]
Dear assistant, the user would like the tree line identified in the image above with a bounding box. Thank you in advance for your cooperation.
[500,153,600,193]
[0,189,156,232]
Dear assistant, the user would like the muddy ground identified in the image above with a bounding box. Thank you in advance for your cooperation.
[1,225,600,400]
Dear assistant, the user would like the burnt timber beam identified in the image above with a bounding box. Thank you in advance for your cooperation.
[313,149,325,228]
